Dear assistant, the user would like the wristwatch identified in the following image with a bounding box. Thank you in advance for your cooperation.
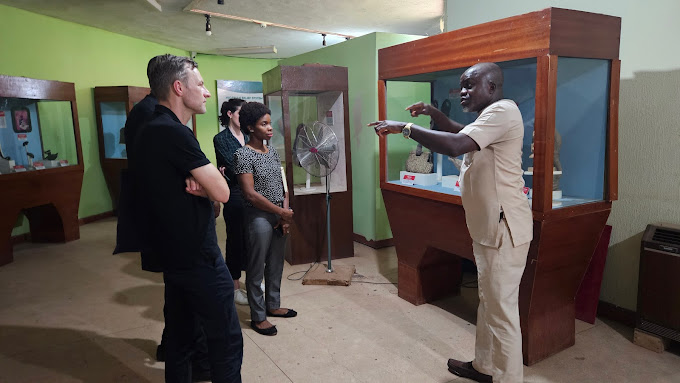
[402,122,413,139]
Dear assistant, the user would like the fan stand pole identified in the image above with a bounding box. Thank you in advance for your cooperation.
[325,174,333,273]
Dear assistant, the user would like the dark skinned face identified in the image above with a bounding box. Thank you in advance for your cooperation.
[248,113,273,142]
[459,67,495,114]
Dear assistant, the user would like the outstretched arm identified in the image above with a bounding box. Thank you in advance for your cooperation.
[406,102,466,133]
[368,120,479,158]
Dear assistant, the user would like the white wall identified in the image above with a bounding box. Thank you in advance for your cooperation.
[447,0,680,310]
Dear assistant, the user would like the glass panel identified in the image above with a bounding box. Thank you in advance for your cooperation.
[100,101,127,159]
[265,93,287,192]
[385,58,536,203]
[0,98,77,173]
[552,58,609,208]
[287,90,347,196]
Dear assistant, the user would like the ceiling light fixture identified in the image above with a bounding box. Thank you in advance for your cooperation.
[216,46,278,55]
[217,0,224,4]
[205,14,212,36]
[189,9,354,40]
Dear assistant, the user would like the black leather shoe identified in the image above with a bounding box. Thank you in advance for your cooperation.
[250,321,277,336]
[447,359,492,383]
[156,344,165,362]
[267,309,297,318]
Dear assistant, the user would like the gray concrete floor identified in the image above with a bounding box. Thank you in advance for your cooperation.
[0,218,678,382]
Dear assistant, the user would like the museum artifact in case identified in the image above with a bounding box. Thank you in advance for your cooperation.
[378,8,620,364]
[262,64,353,265]
[0,75,85,266]
[93,86,196,210]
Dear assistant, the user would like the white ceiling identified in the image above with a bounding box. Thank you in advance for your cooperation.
[0,0,444,59]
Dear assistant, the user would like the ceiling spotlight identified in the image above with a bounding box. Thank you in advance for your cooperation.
[205,14,212,36]
[217,0,224,4]
[322,33,326,46]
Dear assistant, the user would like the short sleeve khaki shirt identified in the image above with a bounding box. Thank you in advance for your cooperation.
[458,99,533,247]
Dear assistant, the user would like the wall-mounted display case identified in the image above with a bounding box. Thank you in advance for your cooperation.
[263,64,353,265]
[378,8,620,365]
[0,75,85,266]
[93,86,196,210]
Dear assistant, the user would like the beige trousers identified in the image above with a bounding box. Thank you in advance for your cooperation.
[471,219,529,383]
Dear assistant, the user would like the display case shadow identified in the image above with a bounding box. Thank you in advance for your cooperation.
[378,8,620,365]
[263,65,354,265]
[93,86,197,212]
[0,75,85,266]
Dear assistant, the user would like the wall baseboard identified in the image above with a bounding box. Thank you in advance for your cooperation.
[78,210,116,225]
[11,210,116,245]
[353,233,394,249]
[596,300,636,328]
[9,233,31,245]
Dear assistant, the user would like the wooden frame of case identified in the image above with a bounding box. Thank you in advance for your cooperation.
[377,8,620,365]
[262,65,354,265]
[0,75,85,266]
[93,86,198,211]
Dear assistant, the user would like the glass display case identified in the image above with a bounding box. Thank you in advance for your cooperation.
[262,65,353,265]
[0,99,78,173]
[384,58,611,210]
[0,75,85,266]
[93,86,197,209]
[378,8,620,365]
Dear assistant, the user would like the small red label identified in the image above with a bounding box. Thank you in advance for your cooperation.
[17,134,27,139]
[33,162,44,167]
[522,187,530,195]
[455,180,460,187]
[403,175,415,181]
[59,160,69,166]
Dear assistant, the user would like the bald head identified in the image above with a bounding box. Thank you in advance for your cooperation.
[459,62,504,113]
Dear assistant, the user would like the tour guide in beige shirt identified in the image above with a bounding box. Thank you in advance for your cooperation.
[369,62,532,383]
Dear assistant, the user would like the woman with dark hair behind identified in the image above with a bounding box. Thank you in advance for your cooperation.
[213,98,250,305]
[234,101,296,336]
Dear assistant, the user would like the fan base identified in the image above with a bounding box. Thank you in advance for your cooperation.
[302,264,355,286]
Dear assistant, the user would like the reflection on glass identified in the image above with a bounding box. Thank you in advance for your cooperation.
[552,58,609,208]
[286,91,347,196]
[101,101,127,159]
[0,98,77,173]
[385,59,537,204]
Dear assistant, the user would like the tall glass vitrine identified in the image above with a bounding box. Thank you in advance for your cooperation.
[262,65,353,265]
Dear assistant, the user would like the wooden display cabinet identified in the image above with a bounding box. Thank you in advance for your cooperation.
[0,75,85,266]
[262,65,354,265]
[377,8,620,365]
[93,86,197,211]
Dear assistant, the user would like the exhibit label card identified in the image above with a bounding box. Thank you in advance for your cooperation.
[402,174,415,185]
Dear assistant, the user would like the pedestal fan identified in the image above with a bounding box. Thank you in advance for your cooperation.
[294,121,340,273]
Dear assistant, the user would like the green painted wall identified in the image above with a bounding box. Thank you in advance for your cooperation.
[281,32,423,241]
[191,54,279,165]
[446,0,680,311]
[0,5,277,236]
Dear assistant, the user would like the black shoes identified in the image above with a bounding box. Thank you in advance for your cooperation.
[266,309,297,318]
[447,359,493,383]
[156,344,165,362]
[250,321,277,336]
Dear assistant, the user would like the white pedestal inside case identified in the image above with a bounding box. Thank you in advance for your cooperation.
[399,171,438,186]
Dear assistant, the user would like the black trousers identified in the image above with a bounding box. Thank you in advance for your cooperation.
[163,230,243,383]
[223,187,247,281]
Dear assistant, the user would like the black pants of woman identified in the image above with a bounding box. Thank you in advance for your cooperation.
[223,186,247,280]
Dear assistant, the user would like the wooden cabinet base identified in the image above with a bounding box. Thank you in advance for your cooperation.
[0,167,84,266]
[382,189,610,365]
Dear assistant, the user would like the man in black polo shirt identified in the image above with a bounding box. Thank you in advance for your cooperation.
[133,54,243,383]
